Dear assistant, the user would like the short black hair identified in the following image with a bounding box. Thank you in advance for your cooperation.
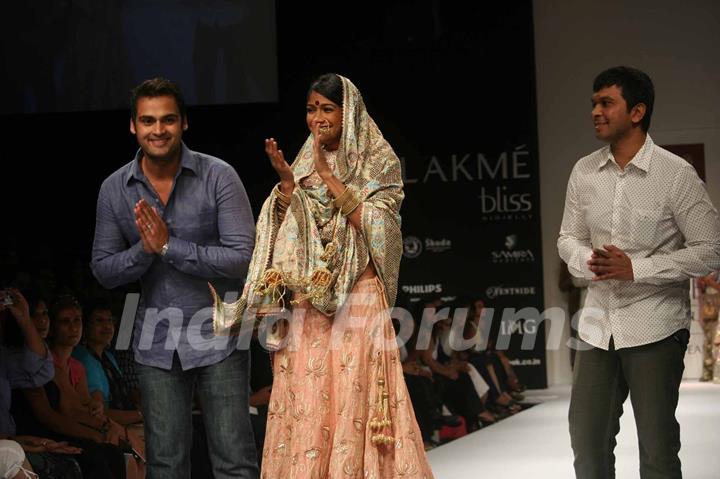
[308,73,343,107]
[48,294,82,343]
[49,295,82,323]
[593,66,654,132]
[83,299,114,327]
[131,77,186,120]
[22,288,46,315]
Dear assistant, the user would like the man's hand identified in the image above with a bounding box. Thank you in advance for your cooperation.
[134,199,169,254]
[588,244,634,281]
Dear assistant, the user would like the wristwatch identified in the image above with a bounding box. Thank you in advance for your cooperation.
[159,242,169,257]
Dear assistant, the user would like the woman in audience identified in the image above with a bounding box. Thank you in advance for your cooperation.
[24,291,50,342]
[72,301,143,427]
[0,289,83,478]
[48,296,144,477]
[416,300,493,432]
[11,294,129,479]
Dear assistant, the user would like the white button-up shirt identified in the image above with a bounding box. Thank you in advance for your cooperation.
[558,135,720,350]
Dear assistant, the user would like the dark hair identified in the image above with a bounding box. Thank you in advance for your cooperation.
[22,288,46,316]
[593,66,654,132]
[131,77,187,120]
[83,300,114,328]
[48,295,82,343]
[49,295,81,322]
[308,73,343,106]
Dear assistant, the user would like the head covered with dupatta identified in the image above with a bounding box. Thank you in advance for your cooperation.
[212,74,404,333]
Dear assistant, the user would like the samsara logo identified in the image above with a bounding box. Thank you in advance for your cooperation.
[491,234,535,263]
[505,234,519,250]
[403,236,423,258]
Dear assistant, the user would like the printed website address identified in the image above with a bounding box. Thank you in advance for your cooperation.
[508,358,542,366]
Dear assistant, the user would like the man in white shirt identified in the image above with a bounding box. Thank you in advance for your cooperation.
[558,66,720,479]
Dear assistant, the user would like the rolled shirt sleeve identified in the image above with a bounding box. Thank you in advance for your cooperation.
[5,345,54,389]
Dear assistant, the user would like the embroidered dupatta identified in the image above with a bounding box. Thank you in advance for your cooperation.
[212,75,403,333]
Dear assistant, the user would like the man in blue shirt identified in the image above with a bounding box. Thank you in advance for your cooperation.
[91,77,258,478]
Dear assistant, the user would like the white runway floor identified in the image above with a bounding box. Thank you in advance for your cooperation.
[427,381,720,479]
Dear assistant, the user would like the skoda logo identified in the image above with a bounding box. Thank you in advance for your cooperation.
[403,236,423,259]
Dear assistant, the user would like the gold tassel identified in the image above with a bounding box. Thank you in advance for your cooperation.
[369,359,394,447]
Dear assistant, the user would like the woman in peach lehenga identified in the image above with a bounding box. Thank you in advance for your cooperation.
[212,73,434,478]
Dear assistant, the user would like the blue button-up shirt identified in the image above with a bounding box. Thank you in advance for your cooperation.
[1,345,54,436]
[91,143,255,370]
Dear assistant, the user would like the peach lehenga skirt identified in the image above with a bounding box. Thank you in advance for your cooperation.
[261,277,434,478]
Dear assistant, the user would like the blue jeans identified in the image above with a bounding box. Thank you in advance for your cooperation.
[137,350,259,479]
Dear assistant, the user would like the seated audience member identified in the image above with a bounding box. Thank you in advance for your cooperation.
[494,348,526,397]
[72,301,143,427]
[24,290,50,342]
[415,299,493,432]
[393,309,445,449]
[478,299,525,395]
[48,296,144,477]
[0,289,82,478]
[472,299,525,398]
[11,295,130,479]
[436,300,500,425]
[465,299,523,416]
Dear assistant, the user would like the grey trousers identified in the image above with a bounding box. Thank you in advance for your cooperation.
[569,330,688,479]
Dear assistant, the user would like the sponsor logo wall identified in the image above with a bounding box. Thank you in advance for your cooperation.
[399,153,547,387]
[393,4,546,387]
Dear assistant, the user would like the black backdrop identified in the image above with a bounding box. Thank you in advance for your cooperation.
[0,1,546,387]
